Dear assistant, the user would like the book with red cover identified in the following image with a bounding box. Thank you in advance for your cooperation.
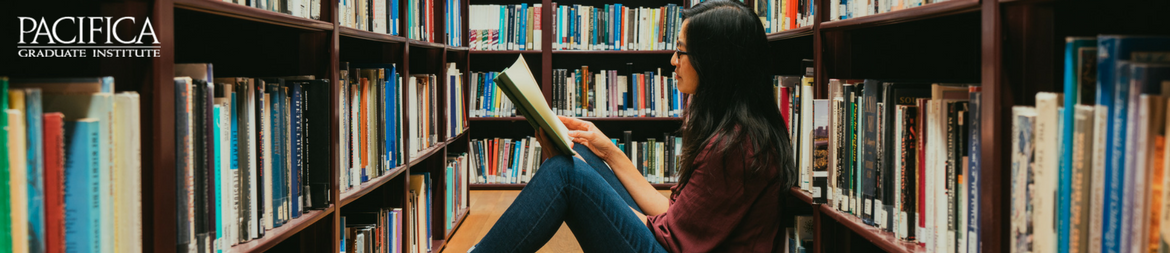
[42,112,63,253]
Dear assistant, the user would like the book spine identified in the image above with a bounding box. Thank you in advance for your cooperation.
[966,87,981,253]
[42,113,64,253]
[64,119,101,253]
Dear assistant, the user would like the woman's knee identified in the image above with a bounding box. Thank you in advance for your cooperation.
[538,155,592,179]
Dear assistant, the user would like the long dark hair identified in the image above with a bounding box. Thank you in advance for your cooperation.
[675,0,796,192]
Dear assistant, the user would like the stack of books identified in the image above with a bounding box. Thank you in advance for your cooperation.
[829,0,938,22]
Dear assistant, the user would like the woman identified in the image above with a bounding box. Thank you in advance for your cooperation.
[470,1,795,252]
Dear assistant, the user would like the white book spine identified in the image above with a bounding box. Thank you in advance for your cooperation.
[1034,92,1062,253]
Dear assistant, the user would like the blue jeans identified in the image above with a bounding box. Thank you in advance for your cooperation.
[470,145,668,253]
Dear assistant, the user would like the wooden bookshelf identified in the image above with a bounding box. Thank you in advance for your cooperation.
[5,0,1166,251]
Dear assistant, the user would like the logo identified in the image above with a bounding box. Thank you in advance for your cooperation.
[17,16,160,58]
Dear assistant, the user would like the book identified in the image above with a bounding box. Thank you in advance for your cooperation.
[41,113,63,253]
[1034,92,1063,253]
[492,55,575,156]
[1011,106,1037,253]
[7,108,28,253]
[966,86,982,253]
[1069,105,1095,253]
[63,118,101,253]
[113,92,143,253]
[1060,37,1097,253]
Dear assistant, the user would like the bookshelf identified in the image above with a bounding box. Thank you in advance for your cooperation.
[5,0,472,252]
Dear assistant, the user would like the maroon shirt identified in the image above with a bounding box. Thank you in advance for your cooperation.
[646,141,784,253]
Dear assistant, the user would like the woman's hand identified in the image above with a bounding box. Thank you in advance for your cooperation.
[559,116,623,162]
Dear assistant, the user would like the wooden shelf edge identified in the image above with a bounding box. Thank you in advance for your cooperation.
[819,0,980,31]
[339,27,408,43]
[469,50,543,54]
[766,26,814,41]
[448,46,470,51]
[470,117,683,122]
[552,50,676,55]
[339,165,410,206]
[444,208,471,240]
[817,204,924,253]
[409,141,450,167]
[174,0,333,31]
[471,183,675,190]
[433,208,470,253]
[789,187,815,205]
[229,206,335,252]
[408,39,447,49]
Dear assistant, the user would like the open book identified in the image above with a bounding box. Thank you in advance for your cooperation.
[493,55,576,156]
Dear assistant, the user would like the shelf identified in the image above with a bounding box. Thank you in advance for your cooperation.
[552,50,676,55]
[408,39,448,49]
[340,27,408,44]
[470,50,543,54]
[470,117,683,122]
[444,208,471,240]
[819,0,980,31]
[229,206,335,252]
[409,136,458,167]
[818,204,925,253]
[432,208,471,252]
[339,165,410,207]
[766,26,815,41]
[448,46,470,51]
[789,187,815,205]
[471,183,675,190]
[173,0,333,31]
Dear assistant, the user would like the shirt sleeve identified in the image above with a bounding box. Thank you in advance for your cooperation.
[646,145,755,253]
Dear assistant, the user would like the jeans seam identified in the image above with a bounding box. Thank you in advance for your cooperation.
[507,185,567,253]
[568,184,643,253]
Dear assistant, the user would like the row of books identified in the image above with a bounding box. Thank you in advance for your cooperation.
[1010,35,1170,253]
[468,4,543,51]
[337,62,466,193]
[469,137,542,184]
[785,77,982,252]
[753,0,814,33]
[829,0,941,22]
[339,0,401,35]
[340,208,402,253]
[469,132,681,185]
[552,4,683,51]
[222,0,323,20]
[616,132,682,184]
[0,77,141,253]
[173,64,332,253]
[552,67,684,118]
[468,71,515,118]
[444,153,470,231]
[338,152,469,253]
[338,63,407,195]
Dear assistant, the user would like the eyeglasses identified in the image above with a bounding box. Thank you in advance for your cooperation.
[675,49,688,56]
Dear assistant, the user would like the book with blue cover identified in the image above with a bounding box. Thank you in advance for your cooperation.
[63,118,101,253]
[860,79,880,225]
[290,81,303,218]
[966,86,982,253]
[23,88,45,253]
[1097,35,1170,253]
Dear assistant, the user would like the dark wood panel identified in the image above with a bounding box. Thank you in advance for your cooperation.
[228,206,336,253]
